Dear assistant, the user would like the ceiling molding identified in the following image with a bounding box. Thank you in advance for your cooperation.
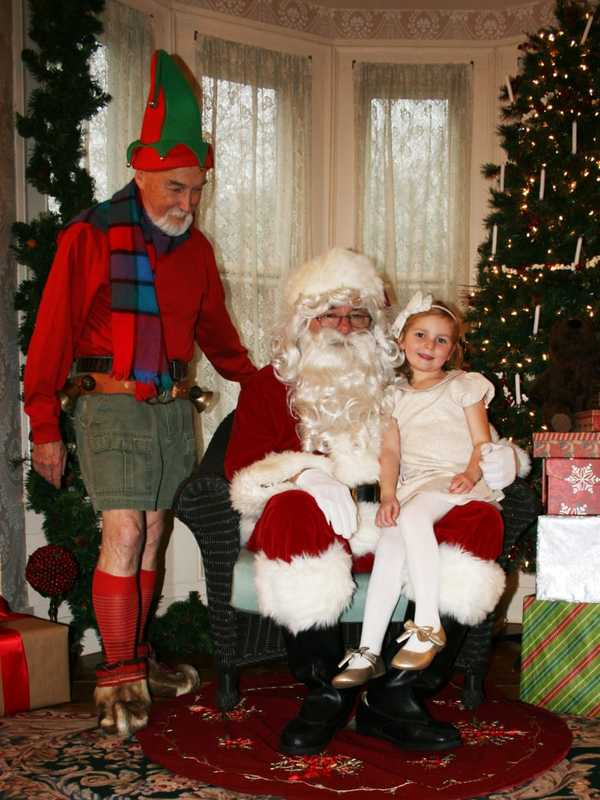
[178,0,557,40]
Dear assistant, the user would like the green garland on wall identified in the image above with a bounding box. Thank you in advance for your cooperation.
[14,0,212,660]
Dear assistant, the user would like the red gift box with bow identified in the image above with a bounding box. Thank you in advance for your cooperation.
[0,596,70,715]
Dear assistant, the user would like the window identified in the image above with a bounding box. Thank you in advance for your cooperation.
[194,34,312,440]
[86,0,154,200]
[355,62,472,304]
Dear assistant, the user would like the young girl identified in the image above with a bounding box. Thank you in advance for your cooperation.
[332,291,502,687]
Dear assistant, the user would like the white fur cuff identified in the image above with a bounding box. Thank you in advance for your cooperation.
[230,450,333,517]
[402,544,506,626]
[253,542,355,634]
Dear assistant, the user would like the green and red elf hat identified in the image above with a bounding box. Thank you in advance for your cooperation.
[127,49,214,171]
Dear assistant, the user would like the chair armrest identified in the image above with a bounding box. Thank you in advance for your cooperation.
[498,477,540,568]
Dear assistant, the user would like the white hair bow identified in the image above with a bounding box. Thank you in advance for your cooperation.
[390,291,433,338]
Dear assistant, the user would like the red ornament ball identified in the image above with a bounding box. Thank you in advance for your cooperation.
[25,544,78,598]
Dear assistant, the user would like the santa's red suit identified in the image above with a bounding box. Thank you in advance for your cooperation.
[225,364,506,635]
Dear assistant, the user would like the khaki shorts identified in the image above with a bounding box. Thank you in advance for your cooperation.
[73,394,196,511]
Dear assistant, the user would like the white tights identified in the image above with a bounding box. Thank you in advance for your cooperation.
[348,493,457,669]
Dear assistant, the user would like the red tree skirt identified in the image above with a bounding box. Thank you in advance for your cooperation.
[138,673,572,799]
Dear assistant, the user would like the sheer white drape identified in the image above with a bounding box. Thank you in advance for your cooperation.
[194,35,312,443]
[87,0,154,200]
[355,63,472,306]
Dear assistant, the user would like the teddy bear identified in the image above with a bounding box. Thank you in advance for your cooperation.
[528,316,600,432]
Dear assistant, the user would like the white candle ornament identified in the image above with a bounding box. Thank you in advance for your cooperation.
[539,167,546,200]
[574,236,583,264]
[505,76,514,103]
[491,224,498,256]
[533,304,541,335]
[581,14,593,45]
[515,373,522,406]
[572,121,577,154]
[499,163,505,192]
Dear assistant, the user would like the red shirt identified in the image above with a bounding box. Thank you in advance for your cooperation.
[24,221,256,444]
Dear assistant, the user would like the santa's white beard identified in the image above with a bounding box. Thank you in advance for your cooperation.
[292,328,389,453]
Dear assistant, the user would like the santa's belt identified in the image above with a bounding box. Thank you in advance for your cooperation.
[75,356,188,382]
[351,484,380,503]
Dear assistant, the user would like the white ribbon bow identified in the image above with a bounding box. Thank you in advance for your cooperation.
[390,291,433,338]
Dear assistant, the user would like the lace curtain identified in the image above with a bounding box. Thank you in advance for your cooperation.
[87,0,154,200]
[355,62,472,306]
[194,35,312,444]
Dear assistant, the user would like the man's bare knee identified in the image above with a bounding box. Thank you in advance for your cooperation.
[99,510,145,574]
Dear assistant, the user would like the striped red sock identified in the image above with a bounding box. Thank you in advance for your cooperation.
[137,569,157,656]
[92,569,139,664]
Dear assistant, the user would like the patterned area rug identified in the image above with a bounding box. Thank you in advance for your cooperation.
[0,680,599,799]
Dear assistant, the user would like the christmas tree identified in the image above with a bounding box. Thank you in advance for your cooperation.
[466,0,599,449]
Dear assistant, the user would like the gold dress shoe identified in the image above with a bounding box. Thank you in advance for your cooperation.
[332,647,385,688]
[391,621,446,671]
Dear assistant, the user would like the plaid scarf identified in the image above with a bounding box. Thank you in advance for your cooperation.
[71,181,189,397]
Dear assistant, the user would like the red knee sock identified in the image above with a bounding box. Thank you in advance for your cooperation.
[136,569,157,659]
[92,569,139,665]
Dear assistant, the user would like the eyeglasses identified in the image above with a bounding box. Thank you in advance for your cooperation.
[316,311,372,330]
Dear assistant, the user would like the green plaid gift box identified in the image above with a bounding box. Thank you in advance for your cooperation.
[520,595,600,717]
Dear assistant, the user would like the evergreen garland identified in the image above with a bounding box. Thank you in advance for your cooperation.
[13,0,109,654]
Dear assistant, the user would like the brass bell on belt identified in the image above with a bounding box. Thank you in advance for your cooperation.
[188,386,216,414]
[59,381,82,413]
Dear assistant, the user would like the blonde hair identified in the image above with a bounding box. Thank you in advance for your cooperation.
[397,299,464,379]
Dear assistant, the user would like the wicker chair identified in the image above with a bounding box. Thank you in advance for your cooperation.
[174,411,539,711]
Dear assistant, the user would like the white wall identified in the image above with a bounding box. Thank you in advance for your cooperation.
[15,0,528,650]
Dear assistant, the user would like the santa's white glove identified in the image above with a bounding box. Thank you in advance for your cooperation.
[480,442,517,490]
[295,468,358,539]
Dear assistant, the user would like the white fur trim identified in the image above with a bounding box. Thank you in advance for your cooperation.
[495,435,531,478]
[329,434,381,486]
[230,451,333,517]
[349,502,381,556]
[402,544,506,626]
[284,248,384,309]
[253,542,355,634]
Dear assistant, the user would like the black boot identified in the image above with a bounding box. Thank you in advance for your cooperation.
[279,625,359,756]
[412,615,468,695]
[355,667,461,751]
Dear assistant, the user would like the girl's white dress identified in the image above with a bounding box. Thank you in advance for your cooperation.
[392,369,503,506]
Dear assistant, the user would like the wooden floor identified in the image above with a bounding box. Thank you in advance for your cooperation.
[68,624,524,712]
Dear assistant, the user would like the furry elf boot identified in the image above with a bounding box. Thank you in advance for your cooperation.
[95,659,151,738]
[138,643,201,698]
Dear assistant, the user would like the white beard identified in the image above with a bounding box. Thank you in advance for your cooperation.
[150,209,193,236]
[292,327,391,454]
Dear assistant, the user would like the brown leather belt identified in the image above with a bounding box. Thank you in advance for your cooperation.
[72,372,192,402]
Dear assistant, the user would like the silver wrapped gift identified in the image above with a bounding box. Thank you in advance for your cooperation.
[537,515,600,603]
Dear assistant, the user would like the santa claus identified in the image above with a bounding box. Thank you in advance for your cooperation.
[225,248,519,755]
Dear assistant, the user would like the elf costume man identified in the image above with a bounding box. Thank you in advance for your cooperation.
[226,248,523,754]
[24,50,256,737]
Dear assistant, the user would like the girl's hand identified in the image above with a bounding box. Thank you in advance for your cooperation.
[449,472,475,494]
[376,497,400,527]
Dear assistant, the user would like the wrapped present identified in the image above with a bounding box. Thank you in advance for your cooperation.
[520,595,600,717]
[537,515,600,603]
[533,431,600,459]
[0,597,70,715]
[542,458,600,515]
[574,410,600,432]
